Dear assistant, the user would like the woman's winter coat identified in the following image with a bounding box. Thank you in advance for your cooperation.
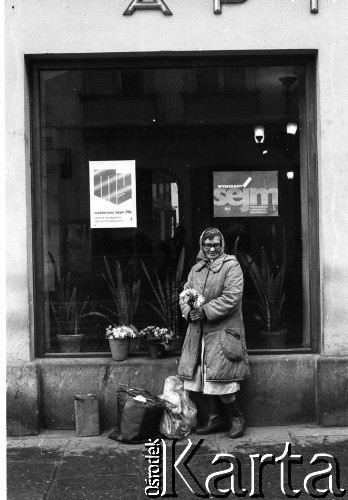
[178,250,249,383]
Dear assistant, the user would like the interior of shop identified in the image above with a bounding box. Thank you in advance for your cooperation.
[35,58,305,353]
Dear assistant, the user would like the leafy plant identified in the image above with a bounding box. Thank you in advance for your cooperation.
[235,232,287,333]
[90,256,141,328]
[141,247,185,335]
[48,252,90,335]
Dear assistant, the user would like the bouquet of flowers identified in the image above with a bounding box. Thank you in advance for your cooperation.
[179,288,205,310]
[106,325,137,340]
[140,326,174,345]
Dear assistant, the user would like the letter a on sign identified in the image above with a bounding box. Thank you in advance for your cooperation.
[124,0,173,16]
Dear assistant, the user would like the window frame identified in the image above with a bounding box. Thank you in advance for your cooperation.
[27,50,319,357]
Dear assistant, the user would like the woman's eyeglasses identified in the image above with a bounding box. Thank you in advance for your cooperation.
[203,243,221,250]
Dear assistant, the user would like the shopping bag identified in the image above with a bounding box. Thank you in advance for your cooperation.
[159,376,197,439]
[108,385,169,444]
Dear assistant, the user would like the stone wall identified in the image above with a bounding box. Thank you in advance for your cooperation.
[7,355,348,435]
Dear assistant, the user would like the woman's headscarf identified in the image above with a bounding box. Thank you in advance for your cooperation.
[198,227,225,261]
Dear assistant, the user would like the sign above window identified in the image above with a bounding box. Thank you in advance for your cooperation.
[123,0,318,16]
[213,171,279,217]
[124,0,248,16]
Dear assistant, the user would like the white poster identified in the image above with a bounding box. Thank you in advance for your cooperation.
[89,160,137,228]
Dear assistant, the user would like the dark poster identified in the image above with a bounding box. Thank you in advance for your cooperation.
[213,171,279,217]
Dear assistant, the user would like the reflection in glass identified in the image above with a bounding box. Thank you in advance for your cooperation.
[37,62,305,353]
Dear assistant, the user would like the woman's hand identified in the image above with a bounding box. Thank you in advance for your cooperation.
[189,306,204,322]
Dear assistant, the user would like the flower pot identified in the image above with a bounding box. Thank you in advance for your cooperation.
[261,329,287,349]
[129,337,141,353]
[57,334,84,353]
[164,337,184,352]
[109,338,130,361]
[148,343,165,359]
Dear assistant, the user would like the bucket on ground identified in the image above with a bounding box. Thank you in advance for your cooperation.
[74,394,100,436]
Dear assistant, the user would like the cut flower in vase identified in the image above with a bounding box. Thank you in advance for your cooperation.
[179,288,205,309]
[106,325,137,340]
[140,326,174,345]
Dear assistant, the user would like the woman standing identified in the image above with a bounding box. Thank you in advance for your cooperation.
[178,227,249,438]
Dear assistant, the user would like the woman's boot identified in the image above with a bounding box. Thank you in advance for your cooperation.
[224,399,245,439]
[196,396,227,435]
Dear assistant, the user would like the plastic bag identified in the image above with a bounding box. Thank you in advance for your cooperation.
[159,376,197,439]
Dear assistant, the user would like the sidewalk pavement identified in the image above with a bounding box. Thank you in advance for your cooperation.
[7,425,348,499]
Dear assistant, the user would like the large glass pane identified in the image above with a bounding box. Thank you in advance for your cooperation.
[37,61,305,353]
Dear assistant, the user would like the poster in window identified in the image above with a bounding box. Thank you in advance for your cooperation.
[89,160,137,228]
[213,171,278,217]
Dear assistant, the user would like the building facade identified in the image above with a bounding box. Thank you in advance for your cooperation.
[6,0,348,434]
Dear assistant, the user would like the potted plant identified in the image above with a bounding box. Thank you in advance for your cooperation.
[105,325,137,361]
[139,326,174,359]
[88,256,142,352]
[236,232,287,349]
[141,248,185,351]
[48,252,90,353]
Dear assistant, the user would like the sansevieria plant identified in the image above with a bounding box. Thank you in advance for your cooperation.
[90,256,141,328]
[141,247,185,335]
[48,252,90,335]
[236,232,287,333]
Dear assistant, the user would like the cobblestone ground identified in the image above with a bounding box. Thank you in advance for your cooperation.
[7,426,348,499]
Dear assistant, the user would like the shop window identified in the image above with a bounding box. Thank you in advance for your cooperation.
[30,54,318,356]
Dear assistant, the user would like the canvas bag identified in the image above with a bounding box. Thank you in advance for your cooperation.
[109,385,170,444]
